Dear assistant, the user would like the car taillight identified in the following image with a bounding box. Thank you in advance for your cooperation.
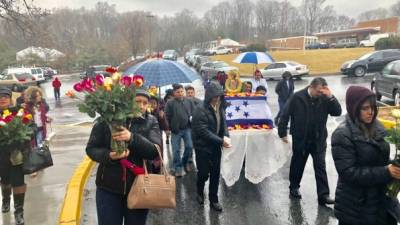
[32,77,36,81]
[17,78,26,82]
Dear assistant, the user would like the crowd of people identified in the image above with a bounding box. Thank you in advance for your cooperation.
[2,70,400,225]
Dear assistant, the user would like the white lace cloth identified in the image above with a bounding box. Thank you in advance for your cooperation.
[221,129,291,186]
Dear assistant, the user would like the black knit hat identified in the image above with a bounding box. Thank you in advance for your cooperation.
[345,86,376,121]
[0,87,12,97]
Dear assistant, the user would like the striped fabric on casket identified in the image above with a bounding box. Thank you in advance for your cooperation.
[225,96,273,127]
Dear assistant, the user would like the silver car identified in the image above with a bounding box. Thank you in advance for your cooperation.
[259,61,309,80]
[200,61,238,79]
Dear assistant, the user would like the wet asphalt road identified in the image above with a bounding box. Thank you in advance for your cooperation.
[78,73,392,225]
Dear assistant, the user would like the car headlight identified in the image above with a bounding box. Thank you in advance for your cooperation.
[347,63,353,68]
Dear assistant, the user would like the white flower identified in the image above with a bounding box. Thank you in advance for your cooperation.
[16,109,24,117]
[0,121,6,126]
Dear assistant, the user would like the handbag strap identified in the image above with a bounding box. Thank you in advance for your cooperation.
[143,144,170,177]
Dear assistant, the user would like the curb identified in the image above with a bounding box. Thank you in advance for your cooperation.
[59,156,95,225]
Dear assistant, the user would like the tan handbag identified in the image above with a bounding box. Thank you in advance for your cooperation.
[127,146,176,209]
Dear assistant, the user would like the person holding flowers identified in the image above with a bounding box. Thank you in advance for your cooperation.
[332,86,400,225]
[0,87,34,225]
[67,67,161,225]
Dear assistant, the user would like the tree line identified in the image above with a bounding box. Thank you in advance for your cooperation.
[0,0,399,72]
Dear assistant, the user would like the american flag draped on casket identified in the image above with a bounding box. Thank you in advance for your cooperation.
[225,96,274,128]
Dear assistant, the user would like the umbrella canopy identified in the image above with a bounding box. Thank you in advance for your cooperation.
[233,52,275,64]
[123,59,200,87]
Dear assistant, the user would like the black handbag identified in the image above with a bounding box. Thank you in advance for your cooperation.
[22,143,53,175]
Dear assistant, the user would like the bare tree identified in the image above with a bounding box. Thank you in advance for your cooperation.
[392,1,400,16]
[358,8,389,22]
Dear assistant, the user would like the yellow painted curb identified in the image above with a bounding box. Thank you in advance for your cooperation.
[59,156,95,225]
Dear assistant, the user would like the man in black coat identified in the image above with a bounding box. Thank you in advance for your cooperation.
[192,81,231,212]
[278,77,342,205]
[274,71,294,125]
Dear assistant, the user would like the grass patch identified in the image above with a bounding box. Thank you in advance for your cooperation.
[211,48,373,76]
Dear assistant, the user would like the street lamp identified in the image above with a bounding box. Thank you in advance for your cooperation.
[146,13,155,56]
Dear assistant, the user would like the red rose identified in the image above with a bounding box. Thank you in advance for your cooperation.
[105,67,118,74]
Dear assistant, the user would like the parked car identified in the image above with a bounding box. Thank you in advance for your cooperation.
[259,61,309,80]
[195,56,211,72]
[207,46,233,55]
[200,61,238,79]
[341,49,400,77]
[306,42,330,49]
[371,60,400,105]
[335,38,358,48]
[3,67,45,84]
[42,67,57,79]
[359,33,389,47]
[184,49,199,64]
[83,65,112,79]
[0,72,37,92]
[163,50,178,61]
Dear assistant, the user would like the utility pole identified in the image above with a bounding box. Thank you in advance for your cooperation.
[303,0,309,55]
[146,13,155,56]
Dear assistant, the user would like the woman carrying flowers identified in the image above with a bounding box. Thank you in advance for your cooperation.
[0,87,33,225]
[86,88,161,225]
[331,86,400,225]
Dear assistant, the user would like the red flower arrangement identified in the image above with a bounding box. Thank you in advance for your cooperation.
[66,67,145,154]
[0,109,33,146]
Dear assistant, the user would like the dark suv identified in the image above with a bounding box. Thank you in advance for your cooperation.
[341,49,400,77]
[372,60,400,105]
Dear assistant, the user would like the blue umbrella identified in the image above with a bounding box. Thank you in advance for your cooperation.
[233,52,275,64]
[123,59,200,87]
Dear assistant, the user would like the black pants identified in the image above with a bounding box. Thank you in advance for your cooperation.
[289,141,329,198]
[195,149,221,203]
[54,88,60,100]
[96,187,148,225]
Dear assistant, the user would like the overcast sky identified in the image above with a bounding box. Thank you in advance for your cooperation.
[35,0,396,18]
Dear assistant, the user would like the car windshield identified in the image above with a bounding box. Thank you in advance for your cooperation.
[164,50,174,54]
[359,52,375,60]
[287,62,299,66]
[214,62,229,68]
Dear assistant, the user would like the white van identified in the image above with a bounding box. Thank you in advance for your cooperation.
[359,33,390,47]
[3,67,45,83]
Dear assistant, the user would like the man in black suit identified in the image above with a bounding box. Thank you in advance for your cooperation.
[278,77,342,206]
[274,71,294,125]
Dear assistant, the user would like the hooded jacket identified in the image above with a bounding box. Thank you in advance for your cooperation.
[191,82,229,153]
[332,86,394,225]
[52,78,61,89]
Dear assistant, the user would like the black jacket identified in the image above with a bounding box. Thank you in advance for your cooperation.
[192,82,229,154]
[86,114,161,195]
[275,78,294,102]
[278,87,342,152]
[332,116,393,225]
[165,98,195,134]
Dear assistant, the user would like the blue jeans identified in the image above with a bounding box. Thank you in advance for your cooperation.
[171,129,193,172]
[96,188,149,225]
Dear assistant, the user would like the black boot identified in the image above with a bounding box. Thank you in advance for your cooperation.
[1,186,11,213]
[14,193,25,225]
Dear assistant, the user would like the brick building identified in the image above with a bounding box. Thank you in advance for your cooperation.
[267,36,318,51]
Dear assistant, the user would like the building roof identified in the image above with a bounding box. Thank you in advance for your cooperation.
[269,36,317,41]
[16,46,65,62]
[314,27,381,37]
